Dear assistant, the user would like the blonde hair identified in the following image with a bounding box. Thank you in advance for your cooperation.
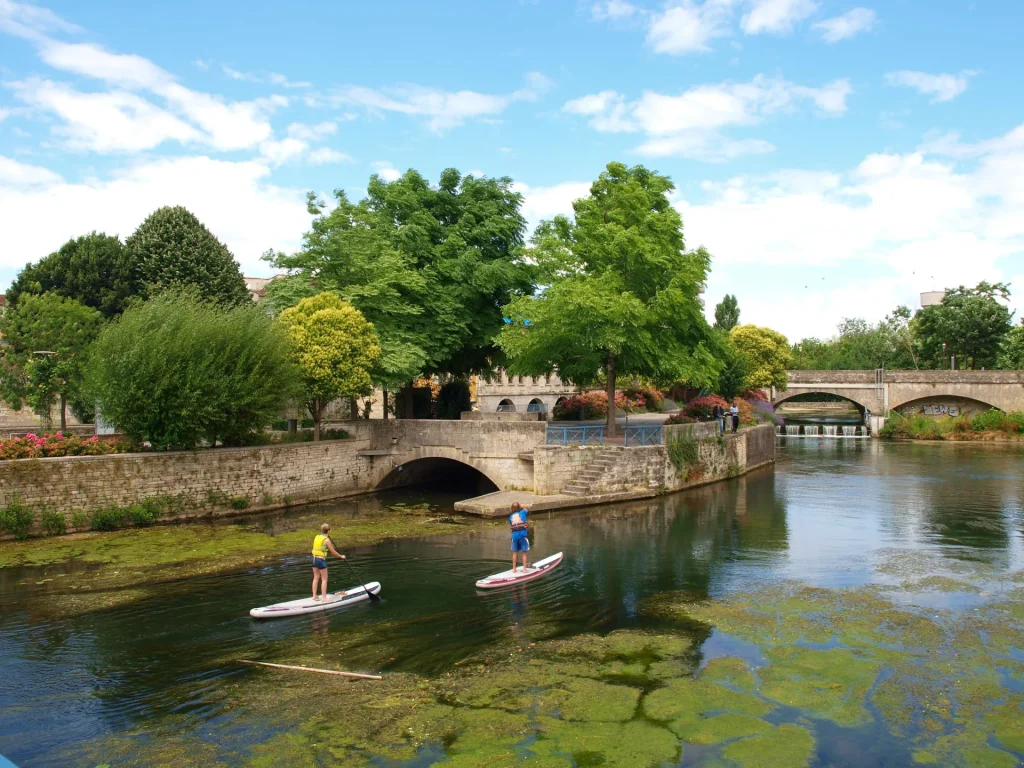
[320,523,331,534]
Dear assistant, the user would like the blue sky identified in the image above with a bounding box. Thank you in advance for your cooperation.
[1,0,1022,340]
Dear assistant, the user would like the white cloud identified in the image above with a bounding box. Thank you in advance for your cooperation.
[268,72,312,89]
[259,137,309,166]
[223,65,311,89]
[331,72,552,132]
[677,124,1024,338]
[7,78,201,152]
[813,7,876,42]
[0,0,80,40]
[260,123,346,165]
[741,0,818,35]
[193,59,209,71]
[590,0,640,21]
[513,180,592,234]
[307,147,349,165]
[0,155,311,275]
[371,161,402,182]
[0,154,63,186]
[646,0,733,54]
[286,121,336,141]
[40,41,172,89]
[885,70,976,103]
[564,75,851,160]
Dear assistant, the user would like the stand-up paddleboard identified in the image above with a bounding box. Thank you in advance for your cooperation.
[250,582,381,619]
[475,553,563,590]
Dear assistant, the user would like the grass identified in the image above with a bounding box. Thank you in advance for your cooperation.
[880,409,1024,440]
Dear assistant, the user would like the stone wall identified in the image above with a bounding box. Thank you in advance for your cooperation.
[460,411,542,422]
[534,424,775,498]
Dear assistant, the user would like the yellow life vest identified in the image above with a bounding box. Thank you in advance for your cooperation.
[311,534,331,558]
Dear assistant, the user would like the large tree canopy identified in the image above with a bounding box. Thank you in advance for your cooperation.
[7,232,135,318]
[266,170,534,411]
[915,282,1013,370]
[277,292,381,439]
[998,321,1024,370]
[791,308,918,371]
[497,162,719,436]
[714,294,740,331]
[125,206,251,306]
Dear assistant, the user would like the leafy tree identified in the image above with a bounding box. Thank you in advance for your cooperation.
[716,335,751,400]
[7,232,136,318]
[713,294,740,331]
[497,162,719,437]
[87,291,298,450]
[265,170,534,416]
[998,321,1024,369]
[0,293,103,430]
[915,282,1013,369]
[791,306,918,371]
[731,325,791,390]
[277,292,381,440]
[125,206,251,306]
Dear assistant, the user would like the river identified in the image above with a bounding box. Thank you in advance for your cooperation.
[1,439,1022,767]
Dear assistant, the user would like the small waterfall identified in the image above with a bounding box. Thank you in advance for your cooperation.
[843,426,857,437]
[776,425,782,435]
[804,425,820,436]
[786,425,801,436]
[823,425,838,437]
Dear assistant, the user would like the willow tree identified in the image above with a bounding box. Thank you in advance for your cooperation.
[277,292,381,439]
[497,162,719,436]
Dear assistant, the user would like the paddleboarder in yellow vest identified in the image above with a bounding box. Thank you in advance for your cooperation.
[311,523,346,601]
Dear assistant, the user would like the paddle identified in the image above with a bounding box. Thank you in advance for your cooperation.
[343,558,381,603]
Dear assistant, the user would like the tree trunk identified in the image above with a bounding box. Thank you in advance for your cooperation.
[60,393,67,433]
[350,398,358,420]
[606,352,617,438]
[312,399,322,441]
[382,389,389,420]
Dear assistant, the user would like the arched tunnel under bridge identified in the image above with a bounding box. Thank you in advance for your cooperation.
[375,457,500,496]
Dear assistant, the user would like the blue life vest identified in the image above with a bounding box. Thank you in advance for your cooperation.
[509,509,529,540]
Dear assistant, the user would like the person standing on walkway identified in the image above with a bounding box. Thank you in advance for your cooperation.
[730,403,740,433]
[713,404,725,434]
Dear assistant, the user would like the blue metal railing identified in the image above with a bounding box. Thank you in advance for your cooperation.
[546,426,606,445]
[624,425,663,447]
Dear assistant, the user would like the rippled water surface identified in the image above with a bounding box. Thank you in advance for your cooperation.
[1,439,1023,766]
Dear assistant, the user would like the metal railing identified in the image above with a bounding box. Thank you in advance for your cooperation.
[546,426,606,445]
[624,425,663,447]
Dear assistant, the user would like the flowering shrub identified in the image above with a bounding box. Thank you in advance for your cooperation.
[683,395,730,421]
[552,391,647,420]
[733,398,756,426]
[0,432,135,461]
[665,413,696,425]
[622,387,664,412]
[739,388,770,404]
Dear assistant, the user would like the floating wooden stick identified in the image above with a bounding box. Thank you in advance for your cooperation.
[238,659,382,680]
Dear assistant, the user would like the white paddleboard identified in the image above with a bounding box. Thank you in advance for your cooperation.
[475,552,563,590]
[250,581,381,619]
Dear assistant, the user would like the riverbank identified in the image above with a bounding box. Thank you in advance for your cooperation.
[880,410,1024,441]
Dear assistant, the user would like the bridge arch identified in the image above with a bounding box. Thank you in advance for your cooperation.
[889,394,1000,417]
[773,391,869,414]
[497,398,516,412]
[372,445,504,493]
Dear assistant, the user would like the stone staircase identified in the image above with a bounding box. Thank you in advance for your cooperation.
[561,447,626,497]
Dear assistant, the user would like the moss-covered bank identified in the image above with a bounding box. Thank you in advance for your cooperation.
[75,557,1024,767]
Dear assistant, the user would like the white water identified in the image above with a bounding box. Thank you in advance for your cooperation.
[786,425,801,436]
[804,426,820,436]
[843,426,858,437]
[823,426,838,437]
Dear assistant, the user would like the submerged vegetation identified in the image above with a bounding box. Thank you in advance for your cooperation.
[880,408,1024,440]
[70,553,1024,767]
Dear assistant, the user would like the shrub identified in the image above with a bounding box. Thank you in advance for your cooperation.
[683,395,729,421]
[127,503,157,527]
[733,398,756,427]
[0,495,35,539]
[71,510,90,530]
[40,508,66,536]
[91,505,127,531]
[230,497,250,510]
[87,291,300,451]
[667,435,703,480]
[622,387,664,412]
[0,432,135,461]
[552,391,646,420]
[665,413,696,425]
[436,379,472,420]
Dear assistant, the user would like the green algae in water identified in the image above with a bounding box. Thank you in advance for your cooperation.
[719,723,815,768]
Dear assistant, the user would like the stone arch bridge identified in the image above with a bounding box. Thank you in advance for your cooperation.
[771,370,1024,425]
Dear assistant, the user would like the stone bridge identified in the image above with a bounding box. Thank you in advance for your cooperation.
[771,370,1024,426]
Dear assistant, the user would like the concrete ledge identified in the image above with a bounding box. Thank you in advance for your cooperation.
[455,488,658,517]
[460,411,542,422]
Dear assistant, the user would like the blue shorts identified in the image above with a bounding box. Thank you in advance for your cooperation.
[511,537,530,552]
[311,557,328,570]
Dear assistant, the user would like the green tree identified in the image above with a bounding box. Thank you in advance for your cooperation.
[266,170,534,416]
[277,292,381,440]
[731,325,791,390]
[998,321,1024,369]
[497,162,719,437]
[436,379,471,420]
[87,291,298,450]
[125,206,251,306]
[716,336,751,400]
[713,294,740,331]
[7,232,136,318]
[915,282,1013,369]
[0,293,103,430]
[791,306,918,371]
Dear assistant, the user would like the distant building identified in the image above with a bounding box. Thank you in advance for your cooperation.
[920,291,945,308]
[243,276,275,302]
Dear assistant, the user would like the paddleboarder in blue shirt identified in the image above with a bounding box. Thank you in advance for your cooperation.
[509,502,530,572]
